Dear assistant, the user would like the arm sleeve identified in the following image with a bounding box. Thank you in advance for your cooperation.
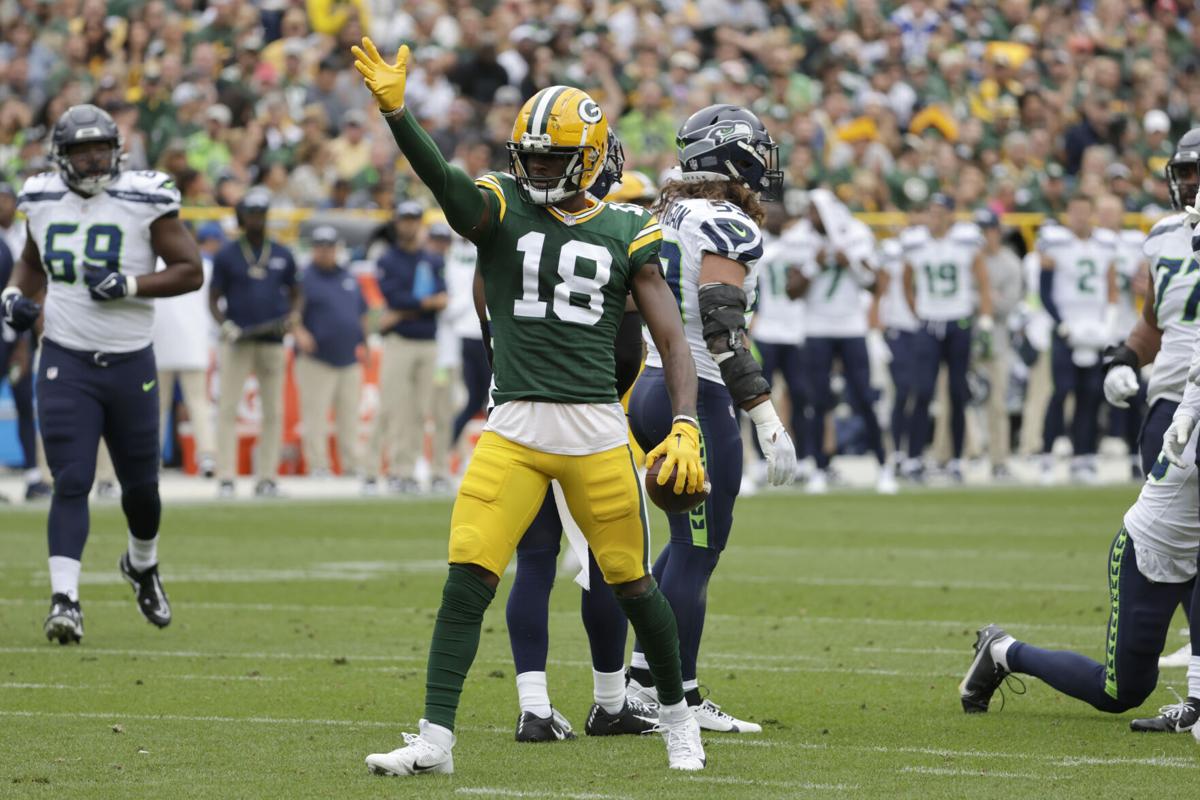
[1039,268,1062,325]
[384,110,491,240]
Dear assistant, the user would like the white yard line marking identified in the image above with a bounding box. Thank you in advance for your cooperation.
[0,682,80,689]
[899,766,1047,780]
[739,575,1094,593]
[455,789,620,800]
[681,776,856,790]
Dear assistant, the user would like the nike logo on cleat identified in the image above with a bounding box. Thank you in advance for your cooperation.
[411,763,439,773]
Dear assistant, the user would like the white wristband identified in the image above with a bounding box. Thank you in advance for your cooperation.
[1,286,21,301]
[125,275,138,298]
[748,401,781,427]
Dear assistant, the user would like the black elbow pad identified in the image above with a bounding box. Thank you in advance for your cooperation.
[699,283,770,406]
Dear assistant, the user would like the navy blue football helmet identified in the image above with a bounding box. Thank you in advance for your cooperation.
[1167,127,1200,211]
[675,104,783,201]
[51,104,124,195]
[590,129,625,199]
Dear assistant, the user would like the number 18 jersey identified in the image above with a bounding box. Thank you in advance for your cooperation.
[18,170,181,353]
[645,198,764,385]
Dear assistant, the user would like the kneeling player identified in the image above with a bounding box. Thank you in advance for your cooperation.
[960,394,1200,731]
[2,105,202,643]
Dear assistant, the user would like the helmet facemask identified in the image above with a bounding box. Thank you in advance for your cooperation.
[507,133,602,206]
[54,138,123,196]
[1167,153,1200,211]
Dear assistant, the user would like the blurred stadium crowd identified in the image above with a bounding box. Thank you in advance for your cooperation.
[0,0,1197,498]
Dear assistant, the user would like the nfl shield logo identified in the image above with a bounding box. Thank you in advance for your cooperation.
[47,367,58,380]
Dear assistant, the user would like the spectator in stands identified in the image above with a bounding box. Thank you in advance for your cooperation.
[209,189,300,499]
[366,201,448,495]
[294,226,366,479]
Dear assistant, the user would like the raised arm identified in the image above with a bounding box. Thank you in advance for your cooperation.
[353,38,493,242]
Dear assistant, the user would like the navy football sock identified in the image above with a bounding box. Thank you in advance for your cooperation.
[581,551,627,673]
[122,482,161,541]
[506,545,556,674]
[656,542,720,684]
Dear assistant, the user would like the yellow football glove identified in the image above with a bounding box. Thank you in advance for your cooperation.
[351,37,410,113]
[645,419,704,495]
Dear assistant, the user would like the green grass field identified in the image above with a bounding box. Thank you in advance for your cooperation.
[1,487,1196,799]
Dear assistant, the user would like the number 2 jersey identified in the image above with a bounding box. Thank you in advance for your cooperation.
[1038,224,1117,332]
[18,170,181,353]
[644,197,764,385]
[1143,212,1197,406]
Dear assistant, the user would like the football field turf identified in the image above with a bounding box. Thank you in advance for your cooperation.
[1,486,1195,798]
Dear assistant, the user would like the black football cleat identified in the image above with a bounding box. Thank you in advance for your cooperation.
[960,624,1010,713]
[119,553,172,628]
[1130,695,1199,733]
[24,481,52,501]
[585,698,659,736]
[44,593,83,645]
[514,708,575,742]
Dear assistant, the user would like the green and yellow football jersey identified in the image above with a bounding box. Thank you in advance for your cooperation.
[474,172,661,406]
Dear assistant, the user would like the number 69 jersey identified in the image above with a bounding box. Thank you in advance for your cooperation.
[644,198,764,385]
[18,169,181,353]
[473,171,661,407]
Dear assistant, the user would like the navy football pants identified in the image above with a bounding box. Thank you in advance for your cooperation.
[911,320,971,460]
[38,340,161,561]
[757,341,809,460]
[628,369,741,683]
[1043,336,1104,456]
[806,336,885,467]
[886,329,919,455]
[1009,528,1195,712]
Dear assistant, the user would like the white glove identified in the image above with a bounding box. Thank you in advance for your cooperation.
[749,402,797,486]
[1162,413,1195,468]
[1103,365,1139,408]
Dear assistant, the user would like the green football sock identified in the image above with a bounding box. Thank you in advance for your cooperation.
[423,564,496,731]
[618,580,684,707]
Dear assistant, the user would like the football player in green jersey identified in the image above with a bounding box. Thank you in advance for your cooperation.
[353,39,708,774]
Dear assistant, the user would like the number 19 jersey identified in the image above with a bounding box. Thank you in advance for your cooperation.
[645,198,764,385]
[904,222,982,322]
[18,170,181,353]
[473,171,661,407]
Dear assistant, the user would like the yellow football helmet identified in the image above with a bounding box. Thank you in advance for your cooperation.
[604,169,658,207]
[508,85,608,206]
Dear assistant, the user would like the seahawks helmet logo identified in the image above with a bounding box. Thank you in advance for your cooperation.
[707,121,753,144]
[578,98,603,124]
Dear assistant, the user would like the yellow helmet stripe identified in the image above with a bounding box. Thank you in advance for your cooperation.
[530,85,569,136]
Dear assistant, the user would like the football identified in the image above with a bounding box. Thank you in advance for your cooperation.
[644,460,710,514]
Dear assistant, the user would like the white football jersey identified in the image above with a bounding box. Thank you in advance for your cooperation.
[801,216,875,339]
[1124,376,1200,583]
[879,235,918,332]
[19,170,180,353]
[752,231,805,346]
[442,234,481,340]
[1144,213,1197,405]
[645,198,763,385]
[1096,227,1145,340]
[1039,226,1116,329]
[904,222,982,321]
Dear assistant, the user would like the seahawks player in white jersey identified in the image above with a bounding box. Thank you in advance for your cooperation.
[1,104,202,643]
[785,189,893,494]
[751,203,808,485]
[1095,194,1147,474]
[960,377,1200,731]
[901,194,992,482]
[628,104,795,733]
[875,229,921,472]
[1106,128,1200,671]
[1038,194,1118,483]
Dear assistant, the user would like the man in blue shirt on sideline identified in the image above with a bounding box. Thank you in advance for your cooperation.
[294,225,367,479]
[366,200,448,495]
[209,188,300,499]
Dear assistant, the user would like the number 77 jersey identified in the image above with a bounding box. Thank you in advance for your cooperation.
[474,171,661,405]
[18,169,181,353]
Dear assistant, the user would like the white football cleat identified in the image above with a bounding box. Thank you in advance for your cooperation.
[365,720,454,776]
[658,713,705,771]
[806,469,829,495]
[626,676,659,707]
[876,463,898,495]
[1160,643,1192,668]
[693,698,762,733]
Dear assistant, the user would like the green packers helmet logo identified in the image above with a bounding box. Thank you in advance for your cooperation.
[578,98,603,124]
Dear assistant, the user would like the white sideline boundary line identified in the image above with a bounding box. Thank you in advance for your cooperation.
[456,789,619,800]
[900,766,1048,780]
[2,710,1193,770]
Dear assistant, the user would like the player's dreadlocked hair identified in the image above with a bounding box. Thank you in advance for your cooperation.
[653,178,766,226]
